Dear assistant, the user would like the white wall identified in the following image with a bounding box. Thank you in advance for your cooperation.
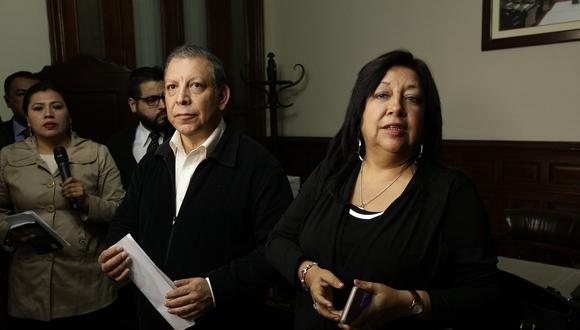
[2,1,578,142]
[265,0,580,142]
[0,0,52,121]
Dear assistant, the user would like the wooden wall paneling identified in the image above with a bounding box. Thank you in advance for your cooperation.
[550,163,580,186]
[442,140,580,235]
[546,192,580,213]
[76,0,106,58]
[244,0,266,142]
[502,196,542,209]
[46,0,135,68]
[206,0,237,134]
[160,0,185,60]
[205,0,266,140]
[100,0,136,69]
[206,0,233,81]
[47,0,80,64]
[461,159,496,184]
[502,161,541,184]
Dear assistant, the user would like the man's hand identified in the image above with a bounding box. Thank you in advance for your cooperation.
[98,245,131,282]
[165,277,214,320]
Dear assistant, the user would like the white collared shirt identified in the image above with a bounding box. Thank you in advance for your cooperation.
[168,118,225,307]
[169,118,225,217]
[132,123,165,163]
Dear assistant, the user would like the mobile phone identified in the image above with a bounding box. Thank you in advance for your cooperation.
[340,286,372,324]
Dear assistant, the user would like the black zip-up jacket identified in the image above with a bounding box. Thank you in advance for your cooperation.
[106,126,293,329]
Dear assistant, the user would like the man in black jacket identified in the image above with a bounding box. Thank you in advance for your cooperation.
[98,45,293,330]
[107,66,174,188]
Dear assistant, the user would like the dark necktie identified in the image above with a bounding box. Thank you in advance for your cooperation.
[147,131,160,154]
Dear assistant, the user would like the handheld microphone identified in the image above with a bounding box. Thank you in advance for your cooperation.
[53,146,80,211]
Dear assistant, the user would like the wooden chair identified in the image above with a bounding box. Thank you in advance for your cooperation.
[496,208,580,268]
[37,55,134,144]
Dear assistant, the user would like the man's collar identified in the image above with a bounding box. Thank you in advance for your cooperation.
[158,119,240,169]
[169,118,226,157]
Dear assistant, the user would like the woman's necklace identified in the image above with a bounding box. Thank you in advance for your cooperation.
[358,161,409,210]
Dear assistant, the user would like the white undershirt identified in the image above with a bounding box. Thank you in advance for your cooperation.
[169,119,225,217]
[39,153,58,174]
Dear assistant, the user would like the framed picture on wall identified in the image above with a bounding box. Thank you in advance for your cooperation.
[482,0,580,51]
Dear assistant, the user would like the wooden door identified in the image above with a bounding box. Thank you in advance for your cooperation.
[47,0,136,68]
[43,0,266,143]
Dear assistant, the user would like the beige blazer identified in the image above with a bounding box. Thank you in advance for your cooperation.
[0,133,125,321]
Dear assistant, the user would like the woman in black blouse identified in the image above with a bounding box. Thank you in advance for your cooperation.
[265,50,499,330]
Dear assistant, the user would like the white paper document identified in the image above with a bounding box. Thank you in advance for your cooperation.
[116,234,194,329]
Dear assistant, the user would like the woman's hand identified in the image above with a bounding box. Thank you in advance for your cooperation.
[338,279,426,330]
[61,177,89,210]
[298,260,344,322]
[6,230,35,246]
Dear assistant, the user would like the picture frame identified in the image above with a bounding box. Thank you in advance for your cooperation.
[482,0,580,51]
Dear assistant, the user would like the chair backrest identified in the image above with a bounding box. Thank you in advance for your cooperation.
[497,208,580,268]
[37,55,134,144]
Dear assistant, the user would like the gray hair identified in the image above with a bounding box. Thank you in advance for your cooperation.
[164,45,227,94]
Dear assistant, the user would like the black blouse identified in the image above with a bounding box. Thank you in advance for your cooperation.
[265,160,500,329]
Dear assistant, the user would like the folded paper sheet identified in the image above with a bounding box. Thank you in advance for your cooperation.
[116,234,194,329]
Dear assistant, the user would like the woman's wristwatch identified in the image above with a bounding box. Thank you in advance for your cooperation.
[408,290,424,316]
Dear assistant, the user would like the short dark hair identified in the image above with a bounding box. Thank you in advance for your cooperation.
[128,66,164,99]
[4,71,38,95]
[22,81,69,115]
[322,50,442,181]
[164,45,227,93]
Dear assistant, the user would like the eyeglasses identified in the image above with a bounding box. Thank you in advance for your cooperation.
[135,94,164,107]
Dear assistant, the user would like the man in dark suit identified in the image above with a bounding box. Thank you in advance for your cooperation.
[98,45,293,330]
[1,71,40,148]
[107,67,174,188]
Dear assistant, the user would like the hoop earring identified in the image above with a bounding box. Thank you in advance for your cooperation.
[415,144,423,163]
[28,127,32,137]
[357,138,364,161]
